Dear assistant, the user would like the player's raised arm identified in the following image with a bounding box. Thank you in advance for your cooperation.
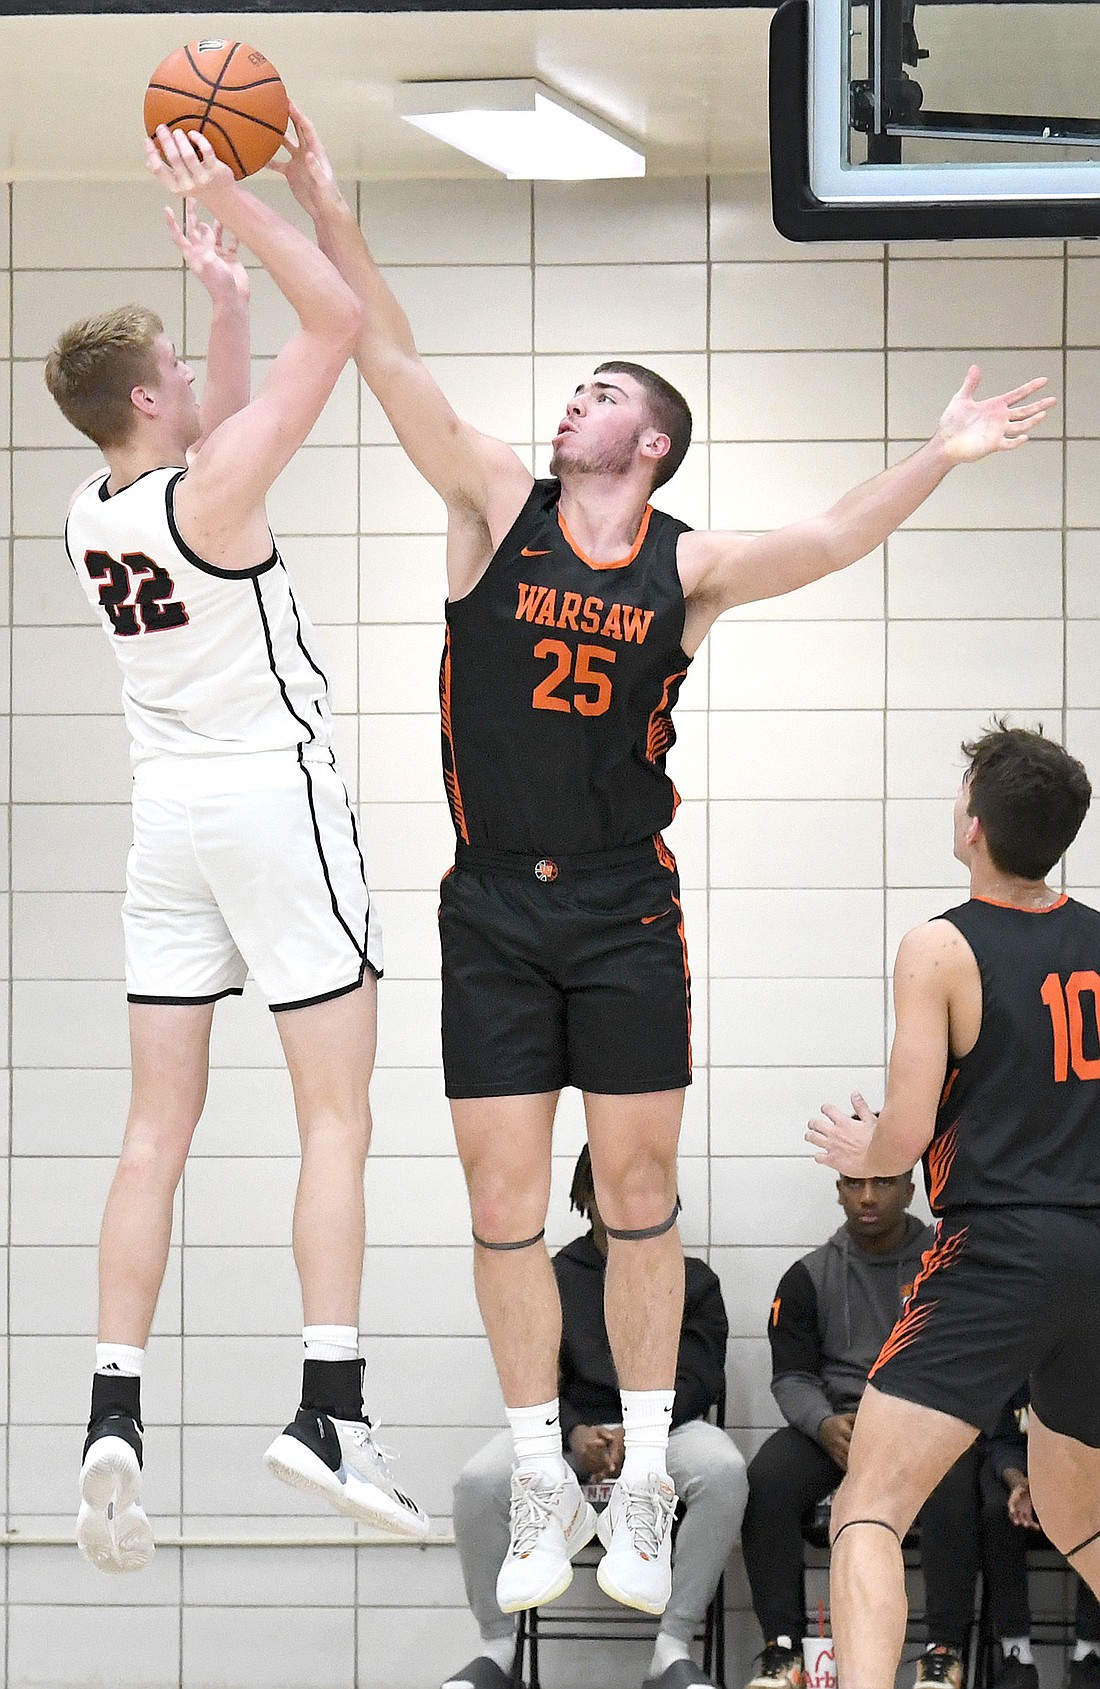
[678,365,1056,646]
[272,105,532,529]
[164,197,251,446]
[146,126,362,559]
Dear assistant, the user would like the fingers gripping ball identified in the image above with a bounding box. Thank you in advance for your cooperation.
[145,40,289,180]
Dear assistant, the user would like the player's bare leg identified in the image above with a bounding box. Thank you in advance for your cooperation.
[82,1002,214,1573]
[829,1386,977,1689]
[585,1087,685,1390]
[585,1088,685,1613]
[264,974,427,1537]
[99,1004,215,1341]
[275,975,377,1327]
[1027,1408,1100,1603]
[453,1091,597,1611]
[452,1091,561,1403]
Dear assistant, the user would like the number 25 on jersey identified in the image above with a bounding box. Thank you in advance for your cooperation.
[532,639,616,717]
[84,550,188,638]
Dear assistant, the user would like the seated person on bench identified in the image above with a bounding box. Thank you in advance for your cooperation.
[980,1384,1100,1689]
[444,1145,747,1689]
[740,1169,982,1689]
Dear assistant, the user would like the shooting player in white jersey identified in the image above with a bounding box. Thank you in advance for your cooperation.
[45,127,428,1574]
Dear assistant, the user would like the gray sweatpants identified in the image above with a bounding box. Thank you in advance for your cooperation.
[452,1421,749,1646]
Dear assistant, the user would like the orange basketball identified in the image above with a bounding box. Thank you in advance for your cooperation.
[144,39,289,180]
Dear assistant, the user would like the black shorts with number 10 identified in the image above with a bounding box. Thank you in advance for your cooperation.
[439,839,692,1099]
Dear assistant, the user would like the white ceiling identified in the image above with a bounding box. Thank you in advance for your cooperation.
[0,9,774,181]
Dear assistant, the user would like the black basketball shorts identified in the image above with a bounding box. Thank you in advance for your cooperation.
[438,837,692,1099]
[869,1205,1100,1447]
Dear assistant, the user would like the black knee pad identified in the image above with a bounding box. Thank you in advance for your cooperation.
[831,1517,902,1548]
[472,1227,545,1251]
[605,1198,681,1242]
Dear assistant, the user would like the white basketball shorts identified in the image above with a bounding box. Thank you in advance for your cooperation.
[123,748,382,1012]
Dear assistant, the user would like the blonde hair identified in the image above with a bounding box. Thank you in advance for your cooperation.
[44,305,164,449]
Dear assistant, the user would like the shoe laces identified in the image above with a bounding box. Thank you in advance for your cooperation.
[619,1476,676,1559]
[507,1473,564,1558]
[345,1419,399,1467]
[919,1648,962,1684]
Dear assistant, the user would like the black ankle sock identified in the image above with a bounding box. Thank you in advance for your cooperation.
[300,1357,365,1422]
[89,1370,142,1430]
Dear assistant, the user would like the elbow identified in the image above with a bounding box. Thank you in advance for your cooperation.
[336,291,365,353]
[810,517,850,579]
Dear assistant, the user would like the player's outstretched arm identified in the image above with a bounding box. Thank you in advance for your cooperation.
[805,921,962,1178]
[680,365,1057,640]
[164,196,250,445]
[146,126,362,555]
[272,105,532,529]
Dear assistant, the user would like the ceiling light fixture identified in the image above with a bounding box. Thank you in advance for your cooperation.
[396,79,645,180]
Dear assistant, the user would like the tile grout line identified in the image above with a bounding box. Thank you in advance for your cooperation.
[5,175,13,1686]
[178,244,187,1686]
[881,242,890,1075]
[704,172,713,1262]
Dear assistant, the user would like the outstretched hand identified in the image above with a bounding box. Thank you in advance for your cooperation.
[269,102,348,222]
[805,1091,878,1176]
[146,126,236,205]
[164,198,249,304]
[937,364,1057,464]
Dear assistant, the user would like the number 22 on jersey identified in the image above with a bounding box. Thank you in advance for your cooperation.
[84,550,188,638]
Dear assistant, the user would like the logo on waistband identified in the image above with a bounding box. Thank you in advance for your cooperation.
[534,858,559,883]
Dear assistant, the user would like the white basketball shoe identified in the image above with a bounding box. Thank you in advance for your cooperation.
[264,1408,430,1537]
[495,1465,599,1612]
[76,1414,155,1575]
[596,1471,678,1613]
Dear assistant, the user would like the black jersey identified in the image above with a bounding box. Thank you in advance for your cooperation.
[440,478,692,853]
[925,895,1100,1214]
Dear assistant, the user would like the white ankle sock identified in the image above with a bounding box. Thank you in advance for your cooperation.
[1003,1640,1033,1665]
[95,1343,144,1377]
[506,1400,566,1475]
[650,1633,691,1675]
[303,1325,359,1363]
[1074,1644,1100,1662]
[620,1389,675,1483]
[443,1637,516,1689]
[479,1637,516,1672]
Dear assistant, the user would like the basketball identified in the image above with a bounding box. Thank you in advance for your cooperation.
[144,40,289,181]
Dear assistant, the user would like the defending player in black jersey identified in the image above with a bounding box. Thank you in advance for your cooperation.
[276,109,1056,1634]
[807,725,1100,1689]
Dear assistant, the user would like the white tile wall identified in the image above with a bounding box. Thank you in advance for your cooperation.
[0,167,1083,1686]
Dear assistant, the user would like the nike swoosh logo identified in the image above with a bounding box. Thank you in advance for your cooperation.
[641,909,672,924]
[521,547,551,556]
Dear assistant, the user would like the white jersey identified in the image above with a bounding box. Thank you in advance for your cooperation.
[65,466,332,763]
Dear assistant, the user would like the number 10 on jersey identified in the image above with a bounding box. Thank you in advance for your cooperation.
[1041,971,1100,1081]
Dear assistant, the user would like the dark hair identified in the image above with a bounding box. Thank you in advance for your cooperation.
[594,360,692,490]
[962,720,1091,879]
[569,1144,595,1216]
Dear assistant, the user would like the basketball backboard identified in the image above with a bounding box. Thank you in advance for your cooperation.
[771,0,1100,240]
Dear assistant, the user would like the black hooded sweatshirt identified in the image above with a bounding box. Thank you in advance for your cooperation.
[552,1230,729,1446]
